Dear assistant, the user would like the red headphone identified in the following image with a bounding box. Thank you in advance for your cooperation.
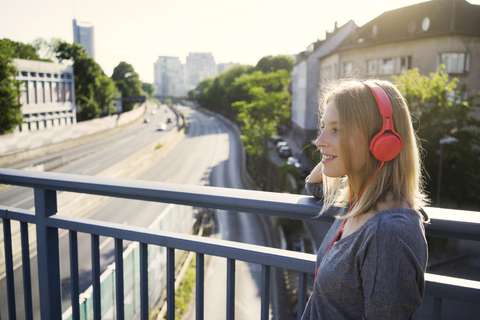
[363,82,403,162]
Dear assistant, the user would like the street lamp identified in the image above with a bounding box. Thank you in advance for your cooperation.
[436,137,458,207]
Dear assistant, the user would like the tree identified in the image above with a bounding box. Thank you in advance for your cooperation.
[393,66,480,208]
[0,38,50,62]
[111,62,144,112]
[0,51,22,134]
[54,41,117,120]
[232,70,291,159]
[96,74,118,116]
[255,55,294,75]
[142,82,156,98]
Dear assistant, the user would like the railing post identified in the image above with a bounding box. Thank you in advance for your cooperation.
[433,297,443,320]
[196,253,204,320]
[34,187,62,320]
[69,231,80,320]
[115,238,125,320]
[20,222,33,320]
[91,234,101,320]
[261,265,271,320]
[297,272,308,320]
[226,258,236,320]
[3,218,16,320]
[167,247,175,320]
[140,243,149,320]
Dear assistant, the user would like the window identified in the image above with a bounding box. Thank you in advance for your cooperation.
[21,71,28,77]
[19,81,28,105]
[380,58,394,74]
[342,62,353,76]
[397,56,412,73]
[367,60,377,75]
[66,82,72,102]
[440,53,468,73]
[53,82,60,102]
[30,72,36,77]
[61,82,66,102]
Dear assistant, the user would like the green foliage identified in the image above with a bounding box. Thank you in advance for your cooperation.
[0,38,49,62]
[197,64,254,117]
[187,89,196,100]
[96,74,118,115]
[55,41,117,120]
[232,70,291,159]
[0,51,23,134]
[255,55,294,75]
[393,66,480,208]
[111,61,144,112]
[142,82,155,98]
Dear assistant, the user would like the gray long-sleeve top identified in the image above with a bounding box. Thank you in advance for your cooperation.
[302,181,428,319]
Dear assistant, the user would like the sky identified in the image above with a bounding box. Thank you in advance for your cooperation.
[2,0,480,84]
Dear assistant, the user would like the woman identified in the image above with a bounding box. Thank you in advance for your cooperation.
[301,79,429,319]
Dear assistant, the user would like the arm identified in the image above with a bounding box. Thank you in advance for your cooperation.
[305,162,324,199]
[361,214,427,319]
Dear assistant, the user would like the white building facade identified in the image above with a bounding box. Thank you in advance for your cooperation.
[186,53,217,91]
[14,59,76,132]
[73,19,95,59]
[217,62,239,75]
[154,56,186,96]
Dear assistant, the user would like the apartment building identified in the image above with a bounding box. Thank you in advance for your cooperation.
[14,59,76,132]
[292,0,480,144]
[291,21,357,142]
[154,56,186,97]
[186,53,217,91]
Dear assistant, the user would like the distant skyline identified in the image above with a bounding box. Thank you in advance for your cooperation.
[2,0,480,83]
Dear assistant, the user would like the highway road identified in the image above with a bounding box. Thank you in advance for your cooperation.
[0,105,295,319]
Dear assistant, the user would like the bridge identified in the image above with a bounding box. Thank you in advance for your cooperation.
[1,168,479,320]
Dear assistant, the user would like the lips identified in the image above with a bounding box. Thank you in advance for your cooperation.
[322,154,337,162]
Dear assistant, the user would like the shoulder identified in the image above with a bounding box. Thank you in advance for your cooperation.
[371,208,427,252]
[375,208,425,234]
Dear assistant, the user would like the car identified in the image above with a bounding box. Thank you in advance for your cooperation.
[166,117,172,123]
[278,146,292,158]
[276,141,288,149]
[151,110,156,115]
[287,157,299,166]
[157,123,167,131]
[143,118,150,123]
[271,135,283,144]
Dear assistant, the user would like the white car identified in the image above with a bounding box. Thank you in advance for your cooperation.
[157,123,167,131]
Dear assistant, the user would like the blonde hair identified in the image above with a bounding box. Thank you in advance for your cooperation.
[317,79,429,219]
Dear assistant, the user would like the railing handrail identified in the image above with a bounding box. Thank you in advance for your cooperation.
[1,168,480,240]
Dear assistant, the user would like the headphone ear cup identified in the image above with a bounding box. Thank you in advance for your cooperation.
[370,133,403,162]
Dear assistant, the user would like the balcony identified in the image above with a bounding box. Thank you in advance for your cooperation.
[1,168,479,320]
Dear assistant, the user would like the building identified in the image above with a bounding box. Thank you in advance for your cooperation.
[293,0,480,145]
[154,56,186,97]
[291,20,357,142]
[217,62,239,75]
[186,53,217,91]
[73,19,95,59]
[14,59,76,132]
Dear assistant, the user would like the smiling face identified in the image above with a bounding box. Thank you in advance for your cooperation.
[315,98,366,178]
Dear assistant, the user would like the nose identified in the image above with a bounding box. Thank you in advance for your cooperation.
[315,131,327,149]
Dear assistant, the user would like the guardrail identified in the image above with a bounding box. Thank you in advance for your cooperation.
[1,168,479,320]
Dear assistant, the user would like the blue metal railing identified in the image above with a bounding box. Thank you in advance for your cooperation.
[1,168,480,320]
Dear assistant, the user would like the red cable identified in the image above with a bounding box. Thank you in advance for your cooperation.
[315,161,385,278]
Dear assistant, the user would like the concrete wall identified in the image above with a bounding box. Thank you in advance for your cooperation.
[0,105,146,166]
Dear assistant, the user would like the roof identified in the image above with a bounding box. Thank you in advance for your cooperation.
[338,0,480,50]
